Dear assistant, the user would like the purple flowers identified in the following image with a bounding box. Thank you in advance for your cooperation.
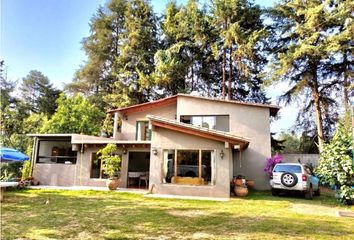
[264,154,282,178]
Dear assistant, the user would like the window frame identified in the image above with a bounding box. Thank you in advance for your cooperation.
[180,115,230,132]
[162,148,216,186]
[36,139,77,164]
[135,120,151,141]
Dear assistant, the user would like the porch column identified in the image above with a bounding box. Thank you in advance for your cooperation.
[113,112,119,139]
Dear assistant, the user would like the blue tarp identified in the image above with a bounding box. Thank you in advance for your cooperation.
[0,148,29,162]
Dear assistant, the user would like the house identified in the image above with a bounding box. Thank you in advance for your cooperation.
[28,93,279,198]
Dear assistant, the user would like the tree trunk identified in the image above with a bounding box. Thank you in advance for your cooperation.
[222,48,226,99]
[191,61,194,91]
[343,51,349,111]
[228,47,232,100]
[312,79,325,152]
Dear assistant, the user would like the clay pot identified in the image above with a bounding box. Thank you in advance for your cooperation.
[246,180,255,189]
[234,178,244,186]
[106,178,120,190]
[234,186,248,197]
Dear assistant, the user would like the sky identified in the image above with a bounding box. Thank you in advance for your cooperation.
[1,0,295,134]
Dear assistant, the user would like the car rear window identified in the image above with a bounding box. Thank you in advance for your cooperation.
[273,165,302,173]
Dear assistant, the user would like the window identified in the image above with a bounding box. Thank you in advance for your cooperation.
[180,115,229,132]
[90,152,121,179]
[162,149,215,185]
[273,165,302,173]
[136,121,151,140]
[37,140,77,164]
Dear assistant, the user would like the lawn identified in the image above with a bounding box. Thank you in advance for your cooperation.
[1,189,353,240]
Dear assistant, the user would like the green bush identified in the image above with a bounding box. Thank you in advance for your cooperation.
[97,144,121,178]
[21,160,32,180]
[315,114,354,205]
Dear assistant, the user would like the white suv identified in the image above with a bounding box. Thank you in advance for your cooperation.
[270,163,320,199]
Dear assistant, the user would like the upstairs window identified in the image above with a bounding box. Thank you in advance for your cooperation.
[180,115,229,132]
[136,121,151,140]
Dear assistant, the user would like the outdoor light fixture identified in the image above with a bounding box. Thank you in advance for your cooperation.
[220,150,224,159]
[123,148,127,155]
[152,148,158,155]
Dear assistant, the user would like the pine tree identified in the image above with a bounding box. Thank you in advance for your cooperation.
[210,0,268,102]
[66,0,127,108]
[106,0,159,107]
[267,0,345,151]
[20,70,61,116]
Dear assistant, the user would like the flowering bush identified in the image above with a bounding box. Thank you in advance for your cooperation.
[264,154,282,178]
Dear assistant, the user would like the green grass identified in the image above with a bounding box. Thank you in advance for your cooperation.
[1,189,353,239]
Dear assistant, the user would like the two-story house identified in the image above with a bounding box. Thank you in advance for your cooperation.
[28,93,279,198]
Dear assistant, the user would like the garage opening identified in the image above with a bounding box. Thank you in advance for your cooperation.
[127,151,150,188]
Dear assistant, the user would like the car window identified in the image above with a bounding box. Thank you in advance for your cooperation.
[273,165,302,173]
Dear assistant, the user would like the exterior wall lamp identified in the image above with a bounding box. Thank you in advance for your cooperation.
[220,150,224,159]
[152,148,158,155]
[123,148,127,155]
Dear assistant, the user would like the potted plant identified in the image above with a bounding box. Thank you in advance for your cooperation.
[234,175,246,186]
[97,144,121,190]
[233,175,248,197]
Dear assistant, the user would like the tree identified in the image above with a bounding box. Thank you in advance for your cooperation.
[0,60,16,111]
[267,0,344,151]
[106,0,159,106]
[155,0,211,95]
[68,0,159,109]
[20,70,61,116]
[322,0,354,111]
[210,0,268,102]
[316,113,354,205]
[41,93,105,135]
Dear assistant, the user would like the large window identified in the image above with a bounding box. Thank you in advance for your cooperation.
[162,149,215,185]
[180,115,229,132]
[136,121,151,140]
[37,140,77,164]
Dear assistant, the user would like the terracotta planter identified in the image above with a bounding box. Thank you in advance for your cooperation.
[106,178,120,190]
[246,180,255,189]
[234,186,248,197]
[234,178,244,186]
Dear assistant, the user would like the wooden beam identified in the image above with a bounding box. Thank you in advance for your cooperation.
[174,150,177,178]
[122,97,177,115]
[198,149,202,180]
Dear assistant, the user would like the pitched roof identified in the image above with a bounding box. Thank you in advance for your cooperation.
[147,115,250,150]
[107,93,279,116]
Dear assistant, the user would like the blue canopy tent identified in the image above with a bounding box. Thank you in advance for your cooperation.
[0,148,29,162]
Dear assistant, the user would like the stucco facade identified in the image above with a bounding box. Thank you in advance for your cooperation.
[30,94,278,198]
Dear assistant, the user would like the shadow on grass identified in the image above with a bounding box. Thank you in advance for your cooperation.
[1,189,353,239]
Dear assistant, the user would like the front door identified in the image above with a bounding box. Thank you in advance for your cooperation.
[127,151,150,188]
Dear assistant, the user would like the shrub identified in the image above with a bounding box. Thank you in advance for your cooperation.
[21,160,32,180]
[97,144,121,178]
[264,153,282,178]
[316,114,354,205]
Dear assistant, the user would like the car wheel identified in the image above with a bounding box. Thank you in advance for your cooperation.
[314,186,321,196]
[271,188,279,196]
[305,186,314,200]
[280,172,298,187]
